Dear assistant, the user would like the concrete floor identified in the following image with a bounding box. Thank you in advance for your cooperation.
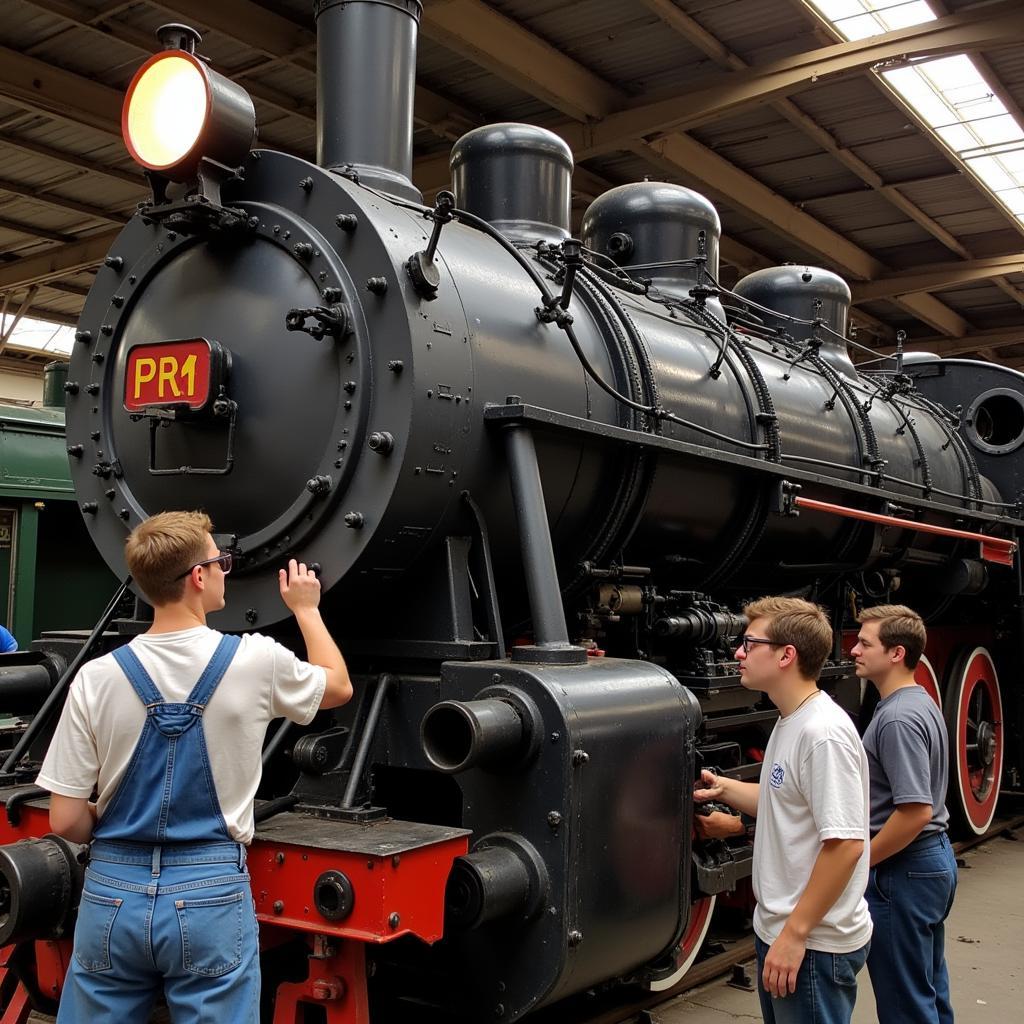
[27,829,1022,1022]
[654,827,1024,1023]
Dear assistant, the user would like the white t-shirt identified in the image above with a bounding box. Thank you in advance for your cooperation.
[36,626,326,844]
[752,691,873,953]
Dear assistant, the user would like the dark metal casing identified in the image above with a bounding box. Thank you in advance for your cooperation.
[413,656,702,1019]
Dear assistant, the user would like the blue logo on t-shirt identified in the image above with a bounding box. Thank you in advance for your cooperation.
[770,762,785,788]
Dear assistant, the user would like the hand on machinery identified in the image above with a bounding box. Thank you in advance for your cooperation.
[693,767,726,803]
[278,559,322,613]
[695,809,744,840]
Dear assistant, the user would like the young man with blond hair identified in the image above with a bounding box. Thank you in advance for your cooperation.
[36,510,353,1023]
[695,596,871,1024]
[852,604,955,1024]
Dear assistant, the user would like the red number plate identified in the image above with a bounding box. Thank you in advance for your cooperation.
[124,339,213,411]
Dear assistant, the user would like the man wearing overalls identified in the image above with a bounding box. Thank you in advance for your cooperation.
[35,510,353,1022]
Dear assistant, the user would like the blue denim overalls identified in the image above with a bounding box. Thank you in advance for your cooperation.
[58,634,260,1024]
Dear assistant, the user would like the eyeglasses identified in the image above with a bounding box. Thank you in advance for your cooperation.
[740,634,780,655]
[176,552,232,580]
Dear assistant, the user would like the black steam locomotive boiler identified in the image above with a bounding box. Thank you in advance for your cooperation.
[0,3,1021,1022]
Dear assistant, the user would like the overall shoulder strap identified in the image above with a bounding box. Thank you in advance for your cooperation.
[112,645,165,706]
[186,634,242,708]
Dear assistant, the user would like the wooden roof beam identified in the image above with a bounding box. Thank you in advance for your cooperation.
[0,44,122,138]
[421,0,621,122]
[0,175,128,225]
[633,134,969,337]
[875,327,1024,358]
[852,254,1024,302]
[0,214,77,244]
[567,1,1021,156]
[0,228,121,293]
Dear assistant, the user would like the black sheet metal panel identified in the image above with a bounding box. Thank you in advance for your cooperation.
[415,656,701,1021]
[68,146,994,634]
[254,811,468,855]
[911,358,1024,507]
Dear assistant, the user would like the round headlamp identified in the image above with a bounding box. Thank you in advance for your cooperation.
[122,48,256,181]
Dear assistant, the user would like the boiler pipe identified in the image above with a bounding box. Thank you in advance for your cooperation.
[792,495,1017,566]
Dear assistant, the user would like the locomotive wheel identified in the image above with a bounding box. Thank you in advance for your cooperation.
[943,647,1003,836]
[646,895,716,992]
[914,654,942,708]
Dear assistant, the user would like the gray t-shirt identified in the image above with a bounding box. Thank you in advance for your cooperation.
[863,684,949,836]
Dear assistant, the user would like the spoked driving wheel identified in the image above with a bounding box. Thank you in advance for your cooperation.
[914,654,941,708]
[645,895,717,992]
[943,647,1003,836]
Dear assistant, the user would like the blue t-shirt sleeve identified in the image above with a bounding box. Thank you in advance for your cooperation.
[876,718,934,806]
[0,627,16,653]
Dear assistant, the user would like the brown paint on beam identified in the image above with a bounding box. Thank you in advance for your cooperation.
[0,176,128,225]
[0,45,122,137]
[567,2,1023,157]
[877,328,1024,358]
[631,136,968,337]
[852,254,1024,302]
[422,0,621,123]
[0,131,142,189]
[0,215,77,244]
[0,228,121,292]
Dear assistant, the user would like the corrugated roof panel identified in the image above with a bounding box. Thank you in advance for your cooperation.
[750,154,867,202]
[685,0,828,66]
[847,137,954,181]
[789,78,907,131]
[845,221,940,250]
[937,207,1021,236]
[489,0,711,97]
[932,281,1020,311]
[803,189,909,228]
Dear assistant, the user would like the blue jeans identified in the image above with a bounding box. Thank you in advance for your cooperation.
[57,841,259,1024]
[866,831,957,1024]
[755,935,870,1024]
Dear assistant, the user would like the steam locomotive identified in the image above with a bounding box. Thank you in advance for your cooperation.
[0,3,1020,1021]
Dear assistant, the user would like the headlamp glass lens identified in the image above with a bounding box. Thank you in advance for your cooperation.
[125,55,208,170]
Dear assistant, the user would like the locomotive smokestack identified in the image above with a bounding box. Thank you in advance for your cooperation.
[315,0,422,202]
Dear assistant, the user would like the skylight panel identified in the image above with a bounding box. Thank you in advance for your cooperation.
[805,0,1024,227]
[1,318,74,355]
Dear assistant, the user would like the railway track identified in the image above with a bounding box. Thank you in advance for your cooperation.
[25,812,1024,1024]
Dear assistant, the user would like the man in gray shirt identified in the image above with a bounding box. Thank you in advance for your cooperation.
[852,605,956,1024]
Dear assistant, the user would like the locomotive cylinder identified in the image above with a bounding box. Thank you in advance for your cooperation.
[421,697,531,774]
[444,835,547,930]
[0,836,86,946]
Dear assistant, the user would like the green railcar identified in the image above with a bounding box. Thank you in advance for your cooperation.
[0,368,117,647]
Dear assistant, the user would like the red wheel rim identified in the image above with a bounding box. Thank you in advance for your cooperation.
[951,648,1003,835]
[914,655,941,708]
[647,896,716,992]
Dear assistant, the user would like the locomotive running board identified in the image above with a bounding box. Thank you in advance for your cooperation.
[483,401,1022,530]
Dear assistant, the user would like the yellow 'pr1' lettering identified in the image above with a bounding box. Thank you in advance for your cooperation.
[133,357,157,399]
[158,357,182,398]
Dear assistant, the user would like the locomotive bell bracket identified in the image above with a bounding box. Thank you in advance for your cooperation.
[772,479,802,517]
